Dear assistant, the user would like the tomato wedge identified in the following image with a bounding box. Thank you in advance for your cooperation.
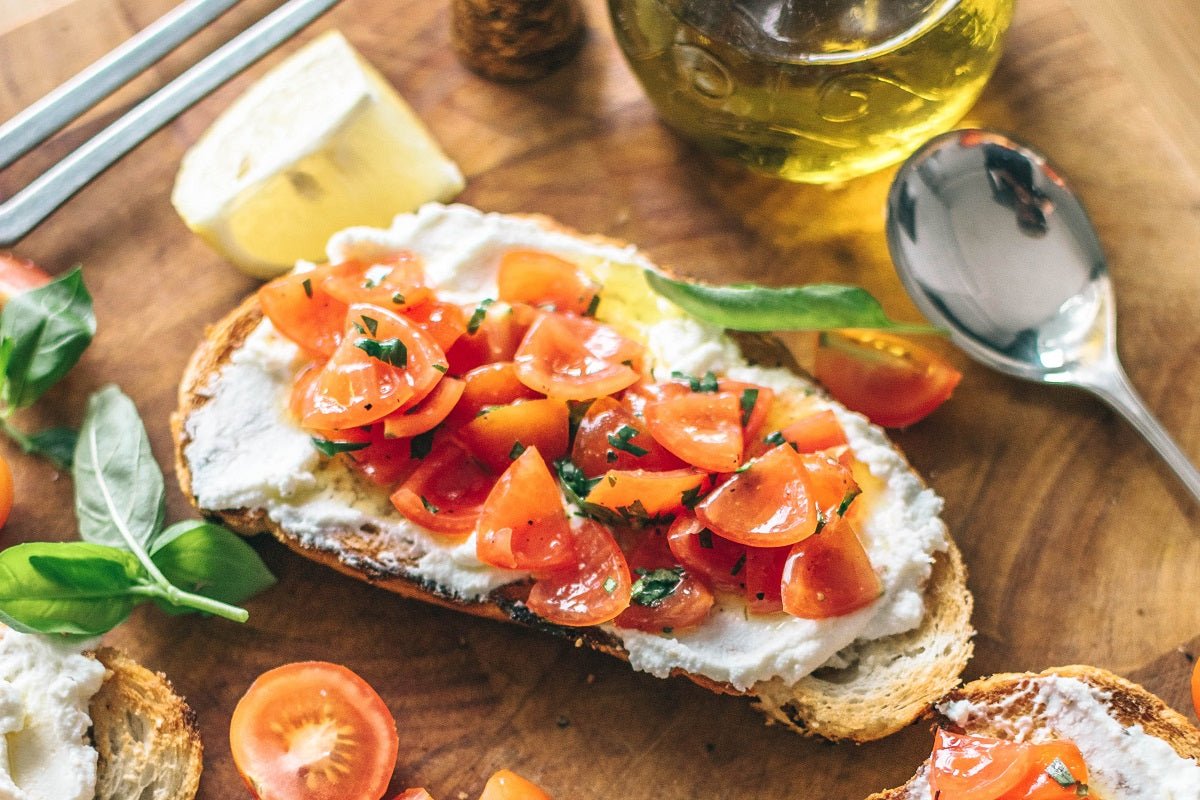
[457,398,570,474]
[319,252,432,309]
[666,515,746,593]
[301,304,446,430]
[930,730,1035,800]
[744,545,790,613]
[391,443,495,535]
[0,253,50,306]
[782,514,880,618]
[695,444,817,547]
[446,362,541,428]
[570,397,683,475]
[813,330,962,428]
[614,566,714,633]
[526,519,632,627]
[585,468,709,518]
[230,661,398,800]
[779,410,849,453]
[476,447,575,571]
[643,392,743,472]
[1011,740,1089,799]
[259,268,348,358]
[800,452,860,514]
[497,250,598,316]
[479,770,552,800]
[383,377,465,439]
[514,313,643,400]
[446,301,535,375]
[404,300,468,353]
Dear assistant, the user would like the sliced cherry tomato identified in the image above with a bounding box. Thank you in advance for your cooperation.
[0,454,12,529]
[743,545,790,613]
[929,730,1035,800]
[643,392,743,472]
[666,515,746,593]
[526,519,631,627]
[301,304,445,430]
[229,661,398,800]
[584,468,709,518]
[383,377,465,439]
[614,567,714,633]
[392,791,435,800]
[391,443,495,535]
[309,424,421,486]
[695,444,817,547]
[404,300,468,353]
[497,250,598,316]
[0,253,50,305]
[570,397,683,476]
[478,769,552,800]
[319,252,432,310]
[779,410,849,453]
[1193,657,1200,722]
[259,267,348,358]
[514,313,643,400]
[781,515,880,619]
[813,330,962,428]
[446,301,535,375]
[457,398,569,474]
[718,379,774,441]
[476,447,575,571]
[800,452,860,514]
[1007,740,1089,799]
[446,362,541,428]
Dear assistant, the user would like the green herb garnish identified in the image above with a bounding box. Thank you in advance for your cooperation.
[311,438,370,456]
[466,298,495,335]
[680,484,703,509]
[301,278,313,298]
[509,441,527,460]
[670,370,718,393]
[432,363,449,373]
[410,429,436,460]
[602,576,617,593]
[420,496,439,514]
[607,425,648,457]
[698,528,713,549]
[730,553,746,576]
[630,567,684,607]
[554,458,601,499]
[836,487,861,517]
[1045,758,1079,789]
[392,292,405,304]
[739,388,758,427]
[361,315,379,336]
[355,337,407,367]
[583,294,600,317]
[763,430,786,447]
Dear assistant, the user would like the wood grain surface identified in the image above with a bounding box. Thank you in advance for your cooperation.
[2,0,1200,798]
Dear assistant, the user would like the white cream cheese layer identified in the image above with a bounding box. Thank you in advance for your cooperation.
[0,626,106,800]
[926,676,1200,800]
[184,202,949,691]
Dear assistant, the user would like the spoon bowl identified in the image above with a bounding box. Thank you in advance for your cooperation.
[886,128,1200,505]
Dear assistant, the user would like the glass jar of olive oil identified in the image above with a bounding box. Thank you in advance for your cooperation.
[610,0,1014,183]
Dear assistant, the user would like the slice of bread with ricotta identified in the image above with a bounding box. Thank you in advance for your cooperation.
[869,665,1200,799]
[173,202,973,742]
[0,625,201,800]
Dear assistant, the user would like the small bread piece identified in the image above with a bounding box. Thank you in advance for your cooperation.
[91,648,203,800]
[868,665,1200,799]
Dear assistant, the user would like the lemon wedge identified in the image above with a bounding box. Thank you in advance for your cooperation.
[172,30,465,278]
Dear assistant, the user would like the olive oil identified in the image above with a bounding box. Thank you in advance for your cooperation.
[610,0,1013,183]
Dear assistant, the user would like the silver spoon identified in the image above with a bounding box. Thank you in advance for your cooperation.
[886,128,1200,505]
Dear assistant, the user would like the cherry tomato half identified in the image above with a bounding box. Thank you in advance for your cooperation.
[526,519,631,627]
[476,447,575,571]
[478,770,553,800]
[497,250,598,316]
[514,313,643,400]
[391,443,496,535]
[695,444,817,548]
[643,391,743,473]
[781,515,880,619]
[571,396,683,476]
[259,267,348,359]
[929,729,1032,800]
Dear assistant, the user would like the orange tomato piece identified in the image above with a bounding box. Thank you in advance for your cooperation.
[476,447,575,571]
[718,379,774,441]
[743,545,791,613]
[1005,740,1089,799]
[457,398,569,474]
[390,443,495,535]
[478,769,553,800]
[781,515,881,619]
[446,362,541,428]
[497,250,598,316]
[800,452,860,514]
[446,301,535,375]
[643,392,743,472]
[526,519,632,627]
[929,730,1035,800]
[584,468,709,518]
[383,377,465,439]
[318,251,432,309]
[570,396,684,476]
[694,444,817,548]
[666,515,747,593]
[259,268,348,358]
[779,410,849,453]
[514,313,643,400]
[404,300,468,353]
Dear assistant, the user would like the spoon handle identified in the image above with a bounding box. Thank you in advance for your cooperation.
[1083,364,1200,505]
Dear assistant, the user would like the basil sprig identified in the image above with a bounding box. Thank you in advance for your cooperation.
[0,386,275,638]
[0,268,96,467]
[644,270,937,334]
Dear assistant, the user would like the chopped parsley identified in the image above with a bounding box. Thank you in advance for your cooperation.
[420,495,439,514]
[680,484,704,509]
[301,278,313,298]
[410,429,436,460]
[697,528,713,549]
[836,487,862,517]
[602,576,618,593]
[361,315,379,336]
[583,294,600,317]
[431,363,449,373]
[607,425,648,457]
[355,337,407,367]
[554,458,601,499]
[730,553,746,576]
[1045,758,1083,791]
[739,388,759,427]
[311,437,369,456]
[392,291,406,304]
[763,430,786,447]
[671,370,719,393]
[567,399,593,442]
[466,298,495,334]
[630,567,684,607]
[509,441,527,460]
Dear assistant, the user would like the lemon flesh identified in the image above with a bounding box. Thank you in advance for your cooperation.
[172,30,464,278]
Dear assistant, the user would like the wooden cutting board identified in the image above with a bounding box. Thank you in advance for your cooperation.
[2,0,1199,797]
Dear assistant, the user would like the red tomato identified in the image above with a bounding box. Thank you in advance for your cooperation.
[446,362,541,428]
[301,304,446,430]
[404,300,468,353]
[391,443,495,535]
[1193,657,1200,722]
[929,730,1034,800]
[457,399,569,474]
[613,567,714,633]
[1008,740,1089,799]
[259,268,348,358]
[446,302,535,375]
[514,313,643,400]
[643,392,743,472]
[310,424,421,486]
[570,397,683,476]
[478,770,552,800]
[779,410,849,453]
[695,445,817,548]
[383,377,465,439]
[718,379,774,441]
[781,515,880,618]
[526,520,632,627]
[585,468,709,518]
[0,253,50,305]
[497,250,598,316]
[743,545,790,613]
[813,330,962,428]
[666,515,746,593]
[800,452,860,513]
[476,448,575,571]
[0,454,12,529]
[319,252,432,310]
[229,661,398,800]
[392,791,434,800]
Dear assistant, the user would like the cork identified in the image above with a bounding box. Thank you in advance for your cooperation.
[452,0,586,82]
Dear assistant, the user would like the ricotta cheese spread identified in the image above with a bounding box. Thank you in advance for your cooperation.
[184,202,950,691]
[0,626,106,800]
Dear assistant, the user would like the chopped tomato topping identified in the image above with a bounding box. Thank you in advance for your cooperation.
[497,250,599,316]
[457,398,570,474]
[643,391,743,472]
[744,545,790,613]
[570,397,684,475]
[476,447,575,571]
[514,313,643,400]
[446,301,535,375]
[585,468,709,518]
[695,444,817,547]
[308,424,422,486]
[479,769,553,800]
[781,515,880,618]
[382,377,464,439]
[404,300,468,353]
[614,566,714,633]
[800,452,860,514]
[665,515,747,593]
[319,252,433,309]
[259,267,348,358]
[930,730,1089,800]
[390,443,495,535]
[526,519,631,627]
[814,330,961,428]
[446,362,541,428]
[779,410,849,453]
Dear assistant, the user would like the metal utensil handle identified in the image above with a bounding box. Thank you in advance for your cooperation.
[0,0,242,170]
[1085,364,1200,505]
[0,0,342,248]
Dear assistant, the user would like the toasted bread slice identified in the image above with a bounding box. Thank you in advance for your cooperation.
[172,205,973,741]
[869,665,1200,799]
[91,648,203,800]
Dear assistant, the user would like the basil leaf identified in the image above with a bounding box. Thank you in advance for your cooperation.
[149,520,275,611]
[644,271,936,333]
[26,426,78,468]
[73,385,165,551]
[0,268,95,408]
[631,567,684,607]
[0,542,143,637]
